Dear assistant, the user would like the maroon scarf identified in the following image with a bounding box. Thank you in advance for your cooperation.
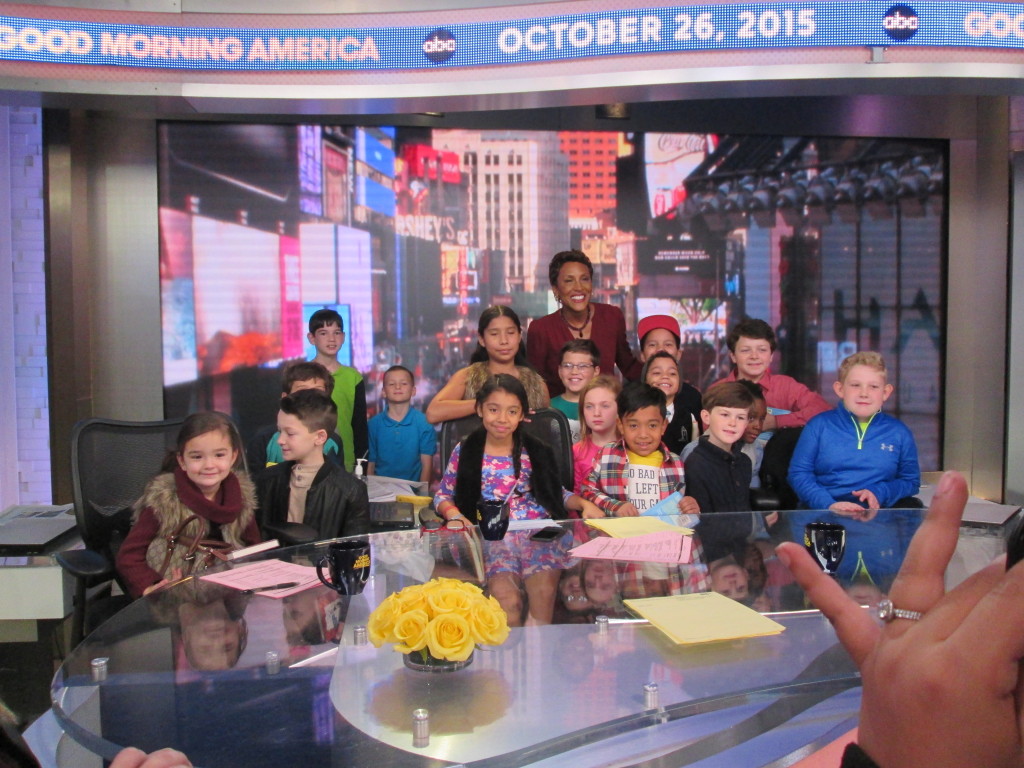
[173,466,243,526]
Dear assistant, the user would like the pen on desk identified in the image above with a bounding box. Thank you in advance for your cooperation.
[242,581,300,594]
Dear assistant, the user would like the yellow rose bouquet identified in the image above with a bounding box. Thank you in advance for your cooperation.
[368,578,510,669]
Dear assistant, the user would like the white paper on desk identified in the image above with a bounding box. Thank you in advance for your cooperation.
[366,475,427,503]
[507,519,560,531]
[570,531,693,564]
[200,560,320,598]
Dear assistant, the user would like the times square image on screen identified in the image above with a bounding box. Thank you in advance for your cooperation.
[158,122,945,469]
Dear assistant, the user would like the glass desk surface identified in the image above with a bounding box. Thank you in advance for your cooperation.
[50,508,1008,768]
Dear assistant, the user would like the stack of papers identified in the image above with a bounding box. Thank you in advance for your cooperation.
[569,531,693,563]
[201,560,320,598]
[584,517,693,538]
[624,592,786,645]
[367,475,427,503]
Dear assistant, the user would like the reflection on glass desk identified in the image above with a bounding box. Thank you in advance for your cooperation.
[50,508,1007,768]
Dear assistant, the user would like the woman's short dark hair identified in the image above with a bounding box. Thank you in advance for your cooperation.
[548,249,594,287]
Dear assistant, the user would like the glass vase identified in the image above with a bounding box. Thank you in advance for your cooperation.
[402,649,474,673]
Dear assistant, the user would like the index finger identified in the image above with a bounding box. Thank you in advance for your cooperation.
[886,471,968,614]
[776,542,879,665]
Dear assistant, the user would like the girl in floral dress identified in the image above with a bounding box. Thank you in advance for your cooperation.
[433,374,600,626]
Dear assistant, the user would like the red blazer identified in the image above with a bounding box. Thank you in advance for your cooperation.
[526,302,642,396]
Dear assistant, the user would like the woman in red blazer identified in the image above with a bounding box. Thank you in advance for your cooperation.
[526,249,642,397]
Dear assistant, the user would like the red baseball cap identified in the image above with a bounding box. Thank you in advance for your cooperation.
[637,315,681,345]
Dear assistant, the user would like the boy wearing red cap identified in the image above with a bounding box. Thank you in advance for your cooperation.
[637,315,703,455]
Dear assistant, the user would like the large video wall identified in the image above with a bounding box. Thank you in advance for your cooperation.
[158,123,946,469]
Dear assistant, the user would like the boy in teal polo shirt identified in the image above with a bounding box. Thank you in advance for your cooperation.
[550,338,601,443]
[307,308,367,472]
[367,365,436,484]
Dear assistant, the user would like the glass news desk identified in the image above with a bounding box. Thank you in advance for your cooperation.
[49,508,1008,768]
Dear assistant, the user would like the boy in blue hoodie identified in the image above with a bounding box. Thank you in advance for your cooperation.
[788,351,920,514]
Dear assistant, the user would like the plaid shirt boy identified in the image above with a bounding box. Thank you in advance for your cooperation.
[581,439,685,515]
[580,439,708,593]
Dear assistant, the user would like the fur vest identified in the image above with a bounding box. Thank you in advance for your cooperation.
[464,363,551,411]
[135,470,257,576]
[453,427,568,520]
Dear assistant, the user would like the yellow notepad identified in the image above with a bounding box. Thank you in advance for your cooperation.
[584,516,693,538]
[624,592,786,645]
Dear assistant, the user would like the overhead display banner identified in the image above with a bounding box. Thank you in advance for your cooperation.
[0,2,1022,71]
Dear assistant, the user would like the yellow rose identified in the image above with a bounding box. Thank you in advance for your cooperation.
[451,580,484,596]
[419,578,449,595]
[395,584,428,615]
[426,577,481,595]
[468,595,510,646]
[425,585,473,616]
[367,593,402,647]
[426,612,476,661]
[392,608,430,654]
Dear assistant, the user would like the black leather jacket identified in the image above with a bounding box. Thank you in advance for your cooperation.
[255,461,369,540]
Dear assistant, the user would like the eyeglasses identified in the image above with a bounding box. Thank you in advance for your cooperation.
[421,518,467,533]
[559,362,595,372]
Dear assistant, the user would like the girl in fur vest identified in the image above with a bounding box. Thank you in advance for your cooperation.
[433,374,601,626]
[117,412,261,599]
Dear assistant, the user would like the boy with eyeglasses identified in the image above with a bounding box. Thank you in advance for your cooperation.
[550,339,600,442]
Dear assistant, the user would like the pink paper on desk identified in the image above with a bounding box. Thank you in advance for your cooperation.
[200,560,321,598]
[569,531,693,564]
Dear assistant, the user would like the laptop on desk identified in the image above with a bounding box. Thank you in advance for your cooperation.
[0,504,78,555]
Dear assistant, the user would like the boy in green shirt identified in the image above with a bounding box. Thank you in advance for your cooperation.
[307,308,367,472]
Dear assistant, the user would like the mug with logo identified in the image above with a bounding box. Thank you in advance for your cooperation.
[476,499,510,541]
[803,522,846,574]
[316,539,371,596]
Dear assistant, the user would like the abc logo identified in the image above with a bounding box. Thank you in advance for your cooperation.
[423,29,456,63]
[883,5,919,40]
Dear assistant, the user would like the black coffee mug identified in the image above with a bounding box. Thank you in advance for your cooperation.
[477,499,509,541]
[804,522,846,574]
[316,539,371,595]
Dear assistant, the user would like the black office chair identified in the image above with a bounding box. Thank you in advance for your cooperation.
[439,407,575,491]
[522,408,575,491]
[439,413,482,471]
[760,426,804,511]
[55,417,184,648]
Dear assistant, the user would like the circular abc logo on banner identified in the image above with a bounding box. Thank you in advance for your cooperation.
[883,5,919,41]
[423,29,457,63]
